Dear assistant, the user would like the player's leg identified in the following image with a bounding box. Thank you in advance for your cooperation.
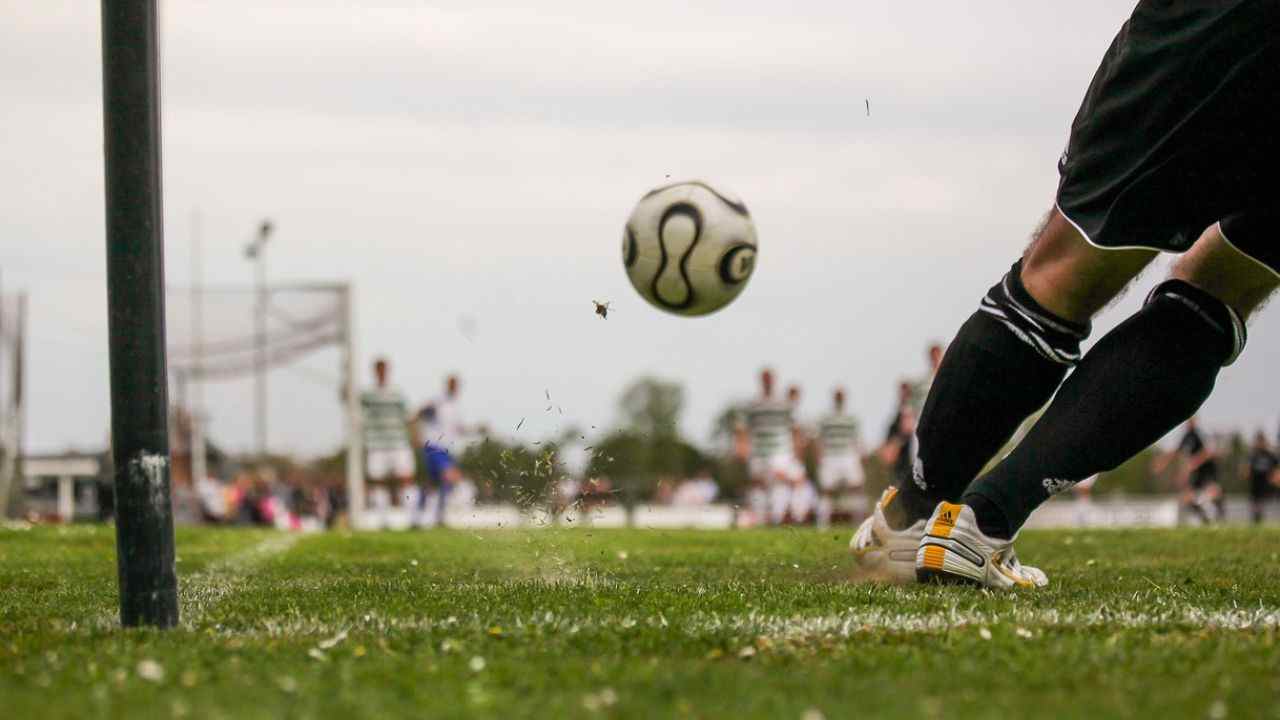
[395,446,416,512]
[1249,475,1266,525]
[437,465,461,528]
[1205,479,1226,523]
[744,458,768,526]
[815,463,837,528]
[1072,475,1095,528]
[889,208,1155,528]
[767,470,791,526]
[961,223,1275,544]
[1180,480,1209,526]
[816,489,835,529]
[787,476,816,525]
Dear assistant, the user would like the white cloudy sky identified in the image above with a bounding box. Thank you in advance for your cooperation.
[2,0,1277,457]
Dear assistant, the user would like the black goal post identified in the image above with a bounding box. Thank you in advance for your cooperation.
[101,0,178,628]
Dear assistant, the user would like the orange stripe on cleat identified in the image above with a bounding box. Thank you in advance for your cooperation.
[929,502,962,538]
[881,486,898,508]
[921,545,945,570]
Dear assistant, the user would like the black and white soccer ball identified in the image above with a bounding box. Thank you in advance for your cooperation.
[622,180,758,317]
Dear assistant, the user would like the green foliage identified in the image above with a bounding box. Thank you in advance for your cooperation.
[458,437,560,506]
[581,377,715,502]
[1094,446,1162,495]
[584,430,711,502]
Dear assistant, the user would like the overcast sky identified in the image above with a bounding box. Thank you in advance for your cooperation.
[3,1,1277,457]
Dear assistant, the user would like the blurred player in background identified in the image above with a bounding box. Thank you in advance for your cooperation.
[785,383,817,523]
[737,368,798,525]
[878,381,916,491]
[416,374,479,451]
[816,387,864,528]
[1244,431,1278,525]
[414,374,483,527]
[360,358,415,526]
[1071,474,1098,528]
[1154,417,1223,525]
[419,441,463,528]
[908,342,945,415]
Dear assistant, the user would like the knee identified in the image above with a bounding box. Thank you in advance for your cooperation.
[1021,208,1156,321]
[1171,224,1279,318]
[978,258,1091,365]
[1144,278,1247,366]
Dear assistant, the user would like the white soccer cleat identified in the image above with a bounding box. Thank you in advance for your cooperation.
[915,502,1048,589]
[849,487,927,583]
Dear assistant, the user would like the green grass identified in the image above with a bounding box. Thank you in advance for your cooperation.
[3,524,1280,719]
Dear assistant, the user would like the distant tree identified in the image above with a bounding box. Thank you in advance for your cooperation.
[458,437,560,507]
[709,402,746,450]
[618,377,684,439]
[584,430,709,499]
[583,377,714,505]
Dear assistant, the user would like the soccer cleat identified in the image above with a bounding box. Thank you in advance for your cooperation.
[849,487,928,583]
[915,502,1049,589]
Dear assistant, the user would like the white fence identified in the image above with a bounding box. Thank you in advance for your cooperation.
[356,496,1278,531]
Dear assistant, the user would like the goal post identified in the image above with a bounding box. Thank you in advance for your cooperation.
[0,291,26,519]
[341,285,365,528]
[101,0,179,628]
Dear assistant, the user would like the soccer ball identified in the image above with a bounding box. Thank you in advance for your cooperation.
[622,180,757,316]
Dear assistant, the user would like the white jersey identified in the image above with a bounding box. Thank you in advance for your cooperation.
[418,394,466,451]
[746,398,793,461]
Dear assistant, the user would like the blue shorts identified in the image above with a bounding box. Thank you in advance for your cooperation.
[422,443,456,485]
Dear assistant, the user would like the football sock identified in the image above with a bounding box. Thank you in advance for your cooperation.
[963,280,1246,538]
[886,260,1088,529]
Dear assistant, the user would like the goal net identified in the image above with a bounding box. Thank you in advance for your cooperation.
[164,282,365,523]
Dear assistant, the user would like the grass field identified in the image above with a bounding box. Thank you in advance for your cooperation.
[3,524,1280,719]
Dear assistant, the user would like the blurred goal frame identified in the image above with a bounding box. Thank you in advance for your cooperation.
[169,281,367,528]
[0,290,26,519]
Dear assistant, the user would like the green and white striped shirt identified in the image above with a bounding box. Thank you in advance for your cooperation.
[360,386,411,451]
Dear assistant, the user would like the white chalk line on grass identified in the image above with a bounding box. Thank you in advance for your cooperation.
[179,533,300,627]
[76,534,301,632]
[181,600,1280,642]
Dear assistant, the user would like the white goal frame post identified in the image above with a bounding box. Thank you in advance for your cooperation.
[0,289,27,519]
[166,281,365,527]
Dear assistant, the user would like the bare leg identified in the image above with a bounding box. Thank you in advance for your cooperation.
[1021,210,1157,323]
[1172,222,1278,318]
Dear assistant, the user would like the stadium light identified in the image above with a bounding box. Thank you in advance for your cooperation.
[101,0,178,628]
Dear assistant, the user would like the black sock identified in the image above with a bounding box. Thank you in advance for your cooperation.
[963,280,1245,538]
[965,493,1013,538]
[887,260,1086,529]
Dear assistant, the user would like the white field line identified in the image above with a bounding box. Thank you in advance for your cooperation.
[178,534,300,627]
[77,534,301,631]
[179,601,1280,641]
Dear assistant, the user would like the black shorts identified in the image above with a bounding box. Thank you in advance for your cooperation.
[1189,467,1218,491]
[1056,0,1280,275]
[1250,475,1272,501]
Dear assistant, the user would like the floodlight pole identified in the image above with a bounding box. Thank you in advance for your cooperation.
[101,0,179,628]
[246,220,273,462]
